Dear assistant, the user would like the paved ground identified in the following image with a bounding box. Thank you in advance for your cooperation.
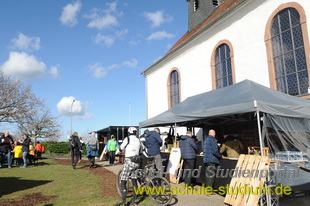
[95,158,225,206]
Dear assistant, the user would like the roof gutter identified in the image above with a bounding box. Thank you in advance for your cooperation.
[141,0,251,77]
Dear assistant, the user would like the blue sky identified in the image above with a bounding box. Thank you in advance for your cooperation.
[0,0,188,139]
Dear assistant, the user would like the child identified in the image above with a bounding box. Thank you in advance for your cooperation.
[28,142,35,164]
[13,142,23,166]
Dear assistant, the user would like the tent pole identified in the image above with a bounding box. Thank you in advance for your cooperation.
[174,123,177,143]
[256,110,264,156]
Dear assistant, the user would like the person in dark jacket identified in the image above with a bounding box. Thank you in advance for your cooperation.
[69,132,82,169]
[202,129,222,189]
[0,131,14,168]
[145,128,163,172]
[180,130,198,186]
[21,134,31,168]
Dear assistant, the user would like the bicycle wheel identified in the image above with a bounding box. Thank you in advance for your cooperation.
[116,169,134,197]
[147,177,172,206]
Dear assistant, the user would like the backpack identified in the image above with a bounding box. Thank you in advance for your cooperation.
[123,136,131,150]
[123,136,147,156]
[139,136,149,157]
[69,136,78,148]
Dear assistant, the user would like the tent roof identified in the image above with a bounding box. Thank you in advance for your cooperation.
[139,80,310,128]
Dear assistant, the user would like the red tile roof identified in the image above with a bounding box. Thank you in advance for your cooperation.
[167,0,242,54]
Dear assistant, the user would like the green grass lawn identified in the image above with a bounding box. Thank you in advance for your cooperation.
[44,152,71,156]
[0,159,155,206]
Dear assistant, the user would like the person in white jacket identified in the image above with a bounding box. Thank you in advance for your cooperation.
[117,127,141,206]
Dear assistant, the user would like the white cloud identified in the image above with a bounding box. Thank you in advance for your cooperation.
[94,34,114,47]
[84,2,121,30]
[60,1,82,27]
[116,29,128,40]
[87,14,118,30]
[128,40,140,47]
[108,64,119,70]
[107,1,118,13]
[144,11,173,28]
[88,63,107,78]
[123,59,138,68]
[57,96,92,119]
[1,52,46,80]
[49,65,60,78]
[147,31,174,40]
[10,33,41,52]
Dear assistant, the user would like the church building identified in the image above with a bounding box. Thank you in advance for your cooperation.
[142,0,310,121]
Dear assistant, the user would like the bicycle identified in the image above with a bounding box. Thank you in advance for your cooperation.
[116,156,172,206]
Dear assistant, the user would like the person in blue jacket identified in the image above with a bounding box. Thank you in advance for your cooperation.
[145,128,163,172]
[202,129,222,189]
[180,130,198,187]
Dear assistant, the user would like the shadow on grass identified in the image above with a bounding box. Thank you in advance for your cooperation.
[0,177,52,198]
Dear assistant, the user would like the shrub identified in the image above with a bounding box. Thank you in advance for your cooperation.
[42,142,86,154]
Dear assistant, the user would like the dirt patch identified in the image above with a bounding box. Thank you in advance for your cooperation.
[0,192,57,206]
[54,159,119,197]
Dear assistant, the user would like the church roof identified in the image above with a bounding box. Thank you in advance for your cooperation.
[142,0,243,76]
[168,0,242,53]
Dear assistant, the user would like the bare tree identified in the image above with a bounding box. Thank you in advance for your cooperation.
[16,105,63,144]
[0,72,41,123]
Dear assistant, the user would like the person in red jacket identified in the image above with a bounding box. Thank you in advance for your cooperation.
[35,141,45,157]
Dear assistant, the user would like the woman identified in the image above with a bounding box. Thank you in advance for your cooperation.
[105,135,119,166]
[21,134,31,168]
[85,132,99,168]
[0,131,14,168]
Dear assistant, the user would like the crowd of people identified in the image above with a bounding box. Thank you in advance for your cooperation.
[71,127,243,205]
[1,127,244,205]
[179,129,244,191]
[0,131,45,168]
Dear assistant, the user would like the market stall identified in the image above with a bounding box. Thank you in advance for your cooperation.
[140,80,310,192]
[140,80,310,160]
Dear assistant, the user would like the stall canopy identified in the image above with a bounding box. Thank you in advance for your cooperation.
[140,80,310,155]
[140,80,310,128]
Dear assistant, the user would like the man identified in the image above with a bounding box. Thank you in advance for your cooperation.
[85,132,99,168]
[145,128,163,172]
[201,129,222,189]
[69,132,81,169]
[21,134,31,168]
[117,127,141,206]
[105,135,119,166]
[0,131,14,168]
[180,130,198,187]
[220,135,243,158]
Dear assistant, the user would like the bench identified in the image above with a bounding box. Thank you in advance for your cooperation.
[31,152,44,164]
[12,157,23,166]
